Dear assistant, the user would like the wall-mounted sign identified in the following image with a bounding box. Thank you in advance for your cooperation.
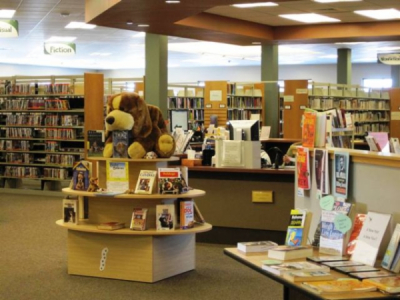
[283,95,294,102]
[0,20,18,37]
[378,53,400,65]
[44,42,76,56]
[296,88,308,94]
[210,90,222,101]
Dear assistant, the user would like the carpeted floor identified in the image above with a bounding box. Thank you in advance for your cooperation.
[0,192,283,300]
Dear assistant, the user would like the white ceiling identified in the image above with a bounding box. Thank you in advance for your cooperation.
[0,0,400,69]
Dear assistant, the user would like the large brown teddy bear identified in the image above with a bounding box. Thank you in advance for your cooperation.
[103,92,176,159]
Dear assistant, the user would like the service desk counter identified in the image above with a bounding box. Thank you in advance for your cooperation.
[185,166,295,244]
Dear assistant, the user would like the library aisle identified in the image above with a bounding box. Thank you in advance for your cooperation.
[0,193,283,300]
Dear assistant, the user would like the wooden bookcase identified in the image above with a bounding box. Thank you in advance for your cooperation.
[57,157,212,282]
[0,75,91,190]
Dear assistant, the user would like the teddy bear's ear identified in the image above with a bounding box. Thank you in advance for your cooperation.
[133,98,152,137]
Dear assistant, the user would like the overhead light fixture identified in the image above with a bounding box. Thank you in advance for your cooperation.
[0,9,16,18]
[252,42,261,45]
[65,22,96,29]
[279,13,340,23]
[335,42,366,45]
[314,0,361,2]
[232,2,278,8]
[165,0,180,3]
[126,21,133,25]
[138,24,149,27]
[354,8,400,20]
[46,36,77,42]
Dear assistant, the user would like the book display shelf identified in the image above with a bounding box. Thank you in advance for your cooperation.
[167,84,205,132]
[309,82,391,140]
[57,157,212,282]
[0,75,86,190]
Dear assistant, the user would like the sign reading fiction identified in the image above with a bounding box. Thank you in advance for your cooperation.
[0,20,19,37]
[377,53,400,65]
[44,42,76,56]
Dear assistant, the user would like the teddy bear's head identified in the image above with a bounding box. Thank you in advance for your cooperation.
[105,92,152,138]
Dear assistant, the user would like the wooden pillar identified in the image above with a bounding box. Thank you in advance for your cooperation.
[261,44,279,138]
[145,33,168,116]
[337,48,352,85]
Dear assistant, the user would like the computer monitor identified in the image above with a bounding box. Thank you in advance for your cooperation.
[227,120,260,141]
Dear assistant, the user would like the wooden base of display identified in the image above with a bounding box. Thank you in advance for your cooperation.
[67,230,196,282]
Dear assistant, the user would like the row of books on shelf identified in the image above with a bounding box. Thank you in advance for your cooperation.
[0,140,31,151]
[62,198,205,231]
[227,96,261,108]
[309,97,390,111]
[3,153,33,164]
[2,113,83,127]
[1,165,71,179]
[4,127,82,139]
[227,109,261,121]
[0,82,72,95]
[168,97,204,109]
[0,98,72,110]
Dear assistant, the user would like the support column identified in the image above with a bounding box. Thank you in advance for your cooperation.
[337,48,352,85]
[261,44,279,138]
[391,65,400,88]
[145,33,168,116]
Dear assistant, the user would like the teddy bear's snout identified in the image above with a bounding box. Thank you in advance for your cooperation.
[106,116,115,125]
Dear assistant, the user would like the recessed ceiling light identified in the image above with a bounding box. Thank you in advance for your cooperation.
[232,2,278,8]
[279,13,341,23]
[354,9,400,20]
[65,22,96,29]
[0,9,16,18]
[46,36,77,42]
[138,24,149,27]
[335,42,366,45]
[314,0,361,2]
[165,0,180,3]
[252,42,261,45]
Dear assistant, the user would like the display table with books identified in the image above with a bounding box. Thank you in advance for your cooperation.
[56,157,212,283]
[224,248,398,300]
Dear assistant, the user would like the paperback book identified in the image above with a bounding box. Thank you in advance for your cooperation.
[307,256,349,263]
[381,223,400,272]
[285,208,312,247]
[87,130,105,157]
[262,261,329,276]
[283,270,333,282]
[302,279,377,295]
[346,213,366,255]
[106,161,129,192]
[334,265,380,274]
[72,161,90,191]
[390,137,400,154]
[296,147,310,190]
[158,168,184,194]
[130,208,148,231]
[267,245,313,261]
[333,151,349,199]
[112,130,131,158]
[237,241,278,253]
[319,201,353,256]
[302,111,317,148]
[156,204,176,230]
[134,170,157,194]
[180,199,194,229]
[62,198,79,225]
[314,148,329,196]
[363,276,400,294]
[321,260,364,268]
[349,270,395,280]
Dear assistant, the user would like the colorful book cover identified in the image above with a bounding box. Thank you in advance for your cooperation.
[106,161,129,192]
[351,211,391,266]
[320,201,352,255]
[363,276,400,294]
[87,130,105,157]
[285,209,306,246]
[112,130,130,158]
[156,204,175,230]
[158,168,183,194]
[302,279,377,294]
[346,213,366,255]
[381,223,400,270]
[72,161,90,191]
[134,170,157,194]
[333,151,349,199]
[130,208,148,231]
[302,111,316,148]
[62,198,79,224]
[314,148,329,196]
[180,199,194,229]
[297,147,310,190]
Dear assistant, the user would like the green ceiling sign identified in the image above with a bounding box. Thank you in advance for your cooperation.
[0,20,19,37]
[44,42,76,56]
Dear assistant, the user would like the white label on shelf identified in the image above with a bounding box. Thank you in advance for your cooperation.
[210,90,222,101]
[300,105,306,110]
[219,104,226,108]
[284,105,291,109]
[100,247,109,271]
[392,111,400,120]
[283,95,294,102]
[206,104,212,108]
[296,88,308,94]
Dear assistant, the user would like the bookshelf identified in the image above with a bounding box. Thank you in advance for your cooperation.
[167,84,204,131]
[0,75,87,190]
[57,157,212,282]
[309,82,391,139]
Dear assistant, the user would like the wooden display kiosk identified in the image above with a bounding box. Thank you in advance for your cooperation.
[57,157,212,282]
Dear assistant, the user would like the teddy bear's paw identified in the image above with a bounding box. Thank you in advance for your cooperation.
[103,143,113,158]
[156,134,176,158]
[128,142,147,159]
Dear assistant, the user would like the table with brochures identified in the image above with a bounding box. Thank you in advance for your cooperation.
[224,248,397,300]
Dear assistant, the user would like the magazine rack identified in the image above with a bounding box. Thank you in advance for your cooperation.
[56,157,212,283]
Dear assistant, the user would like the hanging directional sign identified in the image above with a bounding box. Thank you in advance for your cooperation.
[0,20,19,37]
[377,53,400,65]
[44,42,76,56]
